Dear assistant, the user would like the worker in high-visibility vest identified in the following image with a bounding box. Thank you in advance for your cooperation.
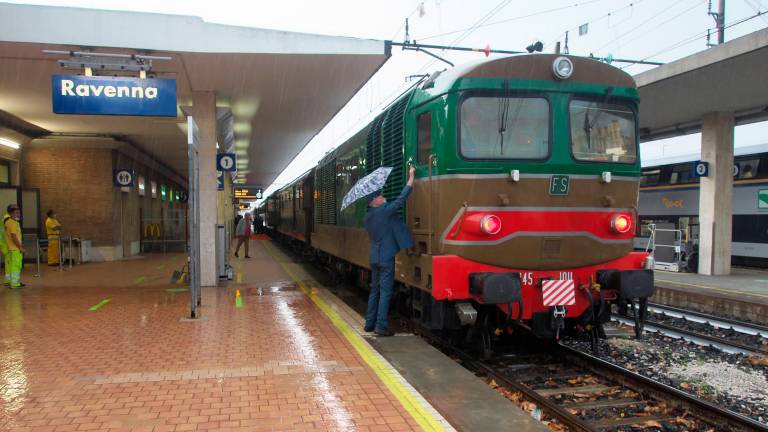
[5,205,24,288]
[45,209,62,266]
[0,205,13,285]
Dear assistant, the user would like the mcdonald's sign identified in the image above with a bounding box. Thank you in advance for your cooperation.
[144,223,161,238]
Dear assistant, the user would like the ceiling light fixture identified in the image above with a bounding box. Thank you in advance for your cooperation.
[0,137,20,149]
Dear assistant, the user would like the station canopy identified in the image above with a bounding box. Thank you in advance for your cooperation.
[0,3,389,185]
[637,28,768,142]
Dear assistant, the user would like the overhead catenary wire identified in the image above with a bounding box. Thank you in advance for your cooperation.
[380,0,515,108]
[603,0,707,54]
[591,0,705,53]
[262,0,516,197]
[416,0,606,42]
[388,0,434,41]
[623,8,768,67]
[743,0,768,24]
[546,0,650,50]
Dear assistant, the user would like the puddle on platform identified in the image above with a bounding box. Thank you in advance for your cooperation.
[243,282,298,297]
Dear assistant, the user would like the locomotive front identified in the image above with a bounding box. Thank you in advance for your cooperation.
[405,54,654,339]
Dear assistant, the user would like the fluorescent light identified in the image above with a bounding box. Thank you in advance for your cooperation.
[0,138,20,149]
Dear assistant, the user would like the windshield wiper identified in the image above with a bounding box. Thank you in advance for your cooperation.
[583,107,592,150]
[498,82,510,155]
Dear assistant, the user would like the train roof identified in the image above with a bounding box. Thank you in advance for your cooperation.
[642,143,768,168]
[423,54,636,95]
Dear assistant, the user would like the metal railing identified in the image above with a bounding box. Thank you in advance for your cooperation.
[34,235,81,277]
[645,224,686,272]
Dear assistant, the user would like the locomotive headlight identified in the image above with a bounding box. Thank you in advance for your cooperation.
[610,214,632,234]
[480,215,502,235]
[552,56,574,80]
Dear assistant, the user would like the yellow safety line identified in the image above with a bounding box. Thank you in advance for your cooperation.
[657,279,768,300]
[236,272,243,283]
[262,241,444,432]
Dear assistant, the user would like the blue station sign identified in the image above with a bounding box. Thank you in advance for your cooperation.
[52,75,177,117]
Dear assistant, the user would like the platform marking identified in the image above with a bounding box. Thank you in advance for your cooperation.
[166,288,187,293]
[262,241,446,432]
[89,299,111,311]
[156,264,166,270]
[236,272,242,283]
[135,276,146,285]
[657,279,768,300]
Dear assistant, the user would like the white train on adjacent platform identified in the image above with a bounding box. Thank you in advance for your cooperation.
[637,143,768,269]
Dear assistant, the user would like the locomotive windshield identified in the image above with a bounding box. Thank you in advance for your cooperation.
[570,99,637,164]
[459,96,549,160]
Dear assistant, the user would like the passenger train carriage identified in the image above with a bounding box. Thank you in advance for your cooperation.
[264,54,655,346]
[637,143,768,270]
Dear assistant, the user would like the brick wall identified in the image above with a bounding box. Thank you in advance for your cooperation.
[22,147,115,246]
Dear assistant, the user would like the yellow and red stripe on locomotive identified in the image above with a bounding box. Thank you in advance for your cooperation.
[266,53,655,344]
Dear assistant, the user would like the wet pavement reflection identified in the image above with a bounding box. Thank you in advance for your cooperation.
[0,241,422,431]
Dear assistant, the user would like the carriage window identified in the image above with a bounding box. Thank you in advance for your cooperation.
[570,99,636,164]
[640,169,660,187]
[737,159,759,179]
[417,112,432,165]
[670,165,695,185]
[460,96,549,160]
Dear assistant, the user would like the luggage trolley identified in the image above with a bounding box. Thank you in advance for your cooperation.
[645,223,687,272]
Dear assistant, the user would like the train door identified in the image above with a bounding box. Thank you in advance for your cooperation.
[292,185,298,234]
[302,176,314,245]
[408,108,435,255]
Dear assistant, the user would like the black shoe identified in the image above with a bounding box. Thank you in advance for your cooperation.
[375,328,395,337]
[245,255,251,258]
[234,252,239,258]
[364,325,374,332]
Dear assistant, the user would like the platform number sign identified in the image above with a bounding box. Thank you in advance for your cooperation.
[693,161,709,177]
[113,169,134,187]
[549,175,570,196]
[216,153,237,172]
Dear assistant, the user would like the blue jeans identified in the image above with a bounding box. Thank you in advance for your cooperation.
[365,262,395,331]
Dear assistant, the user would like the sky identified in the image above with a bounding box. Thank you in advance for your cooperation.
[8,0,768,198]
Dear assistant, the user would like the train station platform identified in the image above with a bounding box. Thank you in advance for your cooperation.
[653,268,768,324]
[0,238,548,432]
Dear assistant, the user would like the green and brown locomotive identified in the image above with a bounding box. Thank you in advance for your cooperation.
[265,54,654,343]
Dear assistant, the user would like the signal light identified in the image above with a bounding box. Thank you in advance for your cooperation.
[480,215,502,235]
[610,214,632,234]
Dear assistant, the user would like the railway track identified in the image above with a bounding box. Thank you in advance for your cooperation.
[274,242,767,430]
[435,339,768,432]
[613,303,768,356]
[647,303,768,337]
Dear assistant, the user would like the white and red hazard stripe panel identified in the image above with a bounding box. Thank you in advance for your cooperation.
[542,280,576,306]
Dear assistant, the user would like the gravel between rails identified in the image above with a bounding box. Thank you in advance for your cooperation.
[563,326,768,425]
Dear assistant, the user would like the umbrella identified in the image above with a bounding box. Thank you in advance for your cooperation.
[340,166,392,211]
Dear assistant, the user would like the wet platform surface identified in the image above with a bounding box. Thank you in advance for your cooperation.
[654,268,768,323]
[0,240,434,431]
[366,337,548,432]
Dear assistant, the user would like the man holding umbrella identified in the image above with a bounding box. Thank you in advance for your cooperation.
[363,165,415,336]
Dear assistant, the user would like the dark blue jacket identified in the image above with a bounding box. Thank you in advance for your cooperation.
[364,185,414,265]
